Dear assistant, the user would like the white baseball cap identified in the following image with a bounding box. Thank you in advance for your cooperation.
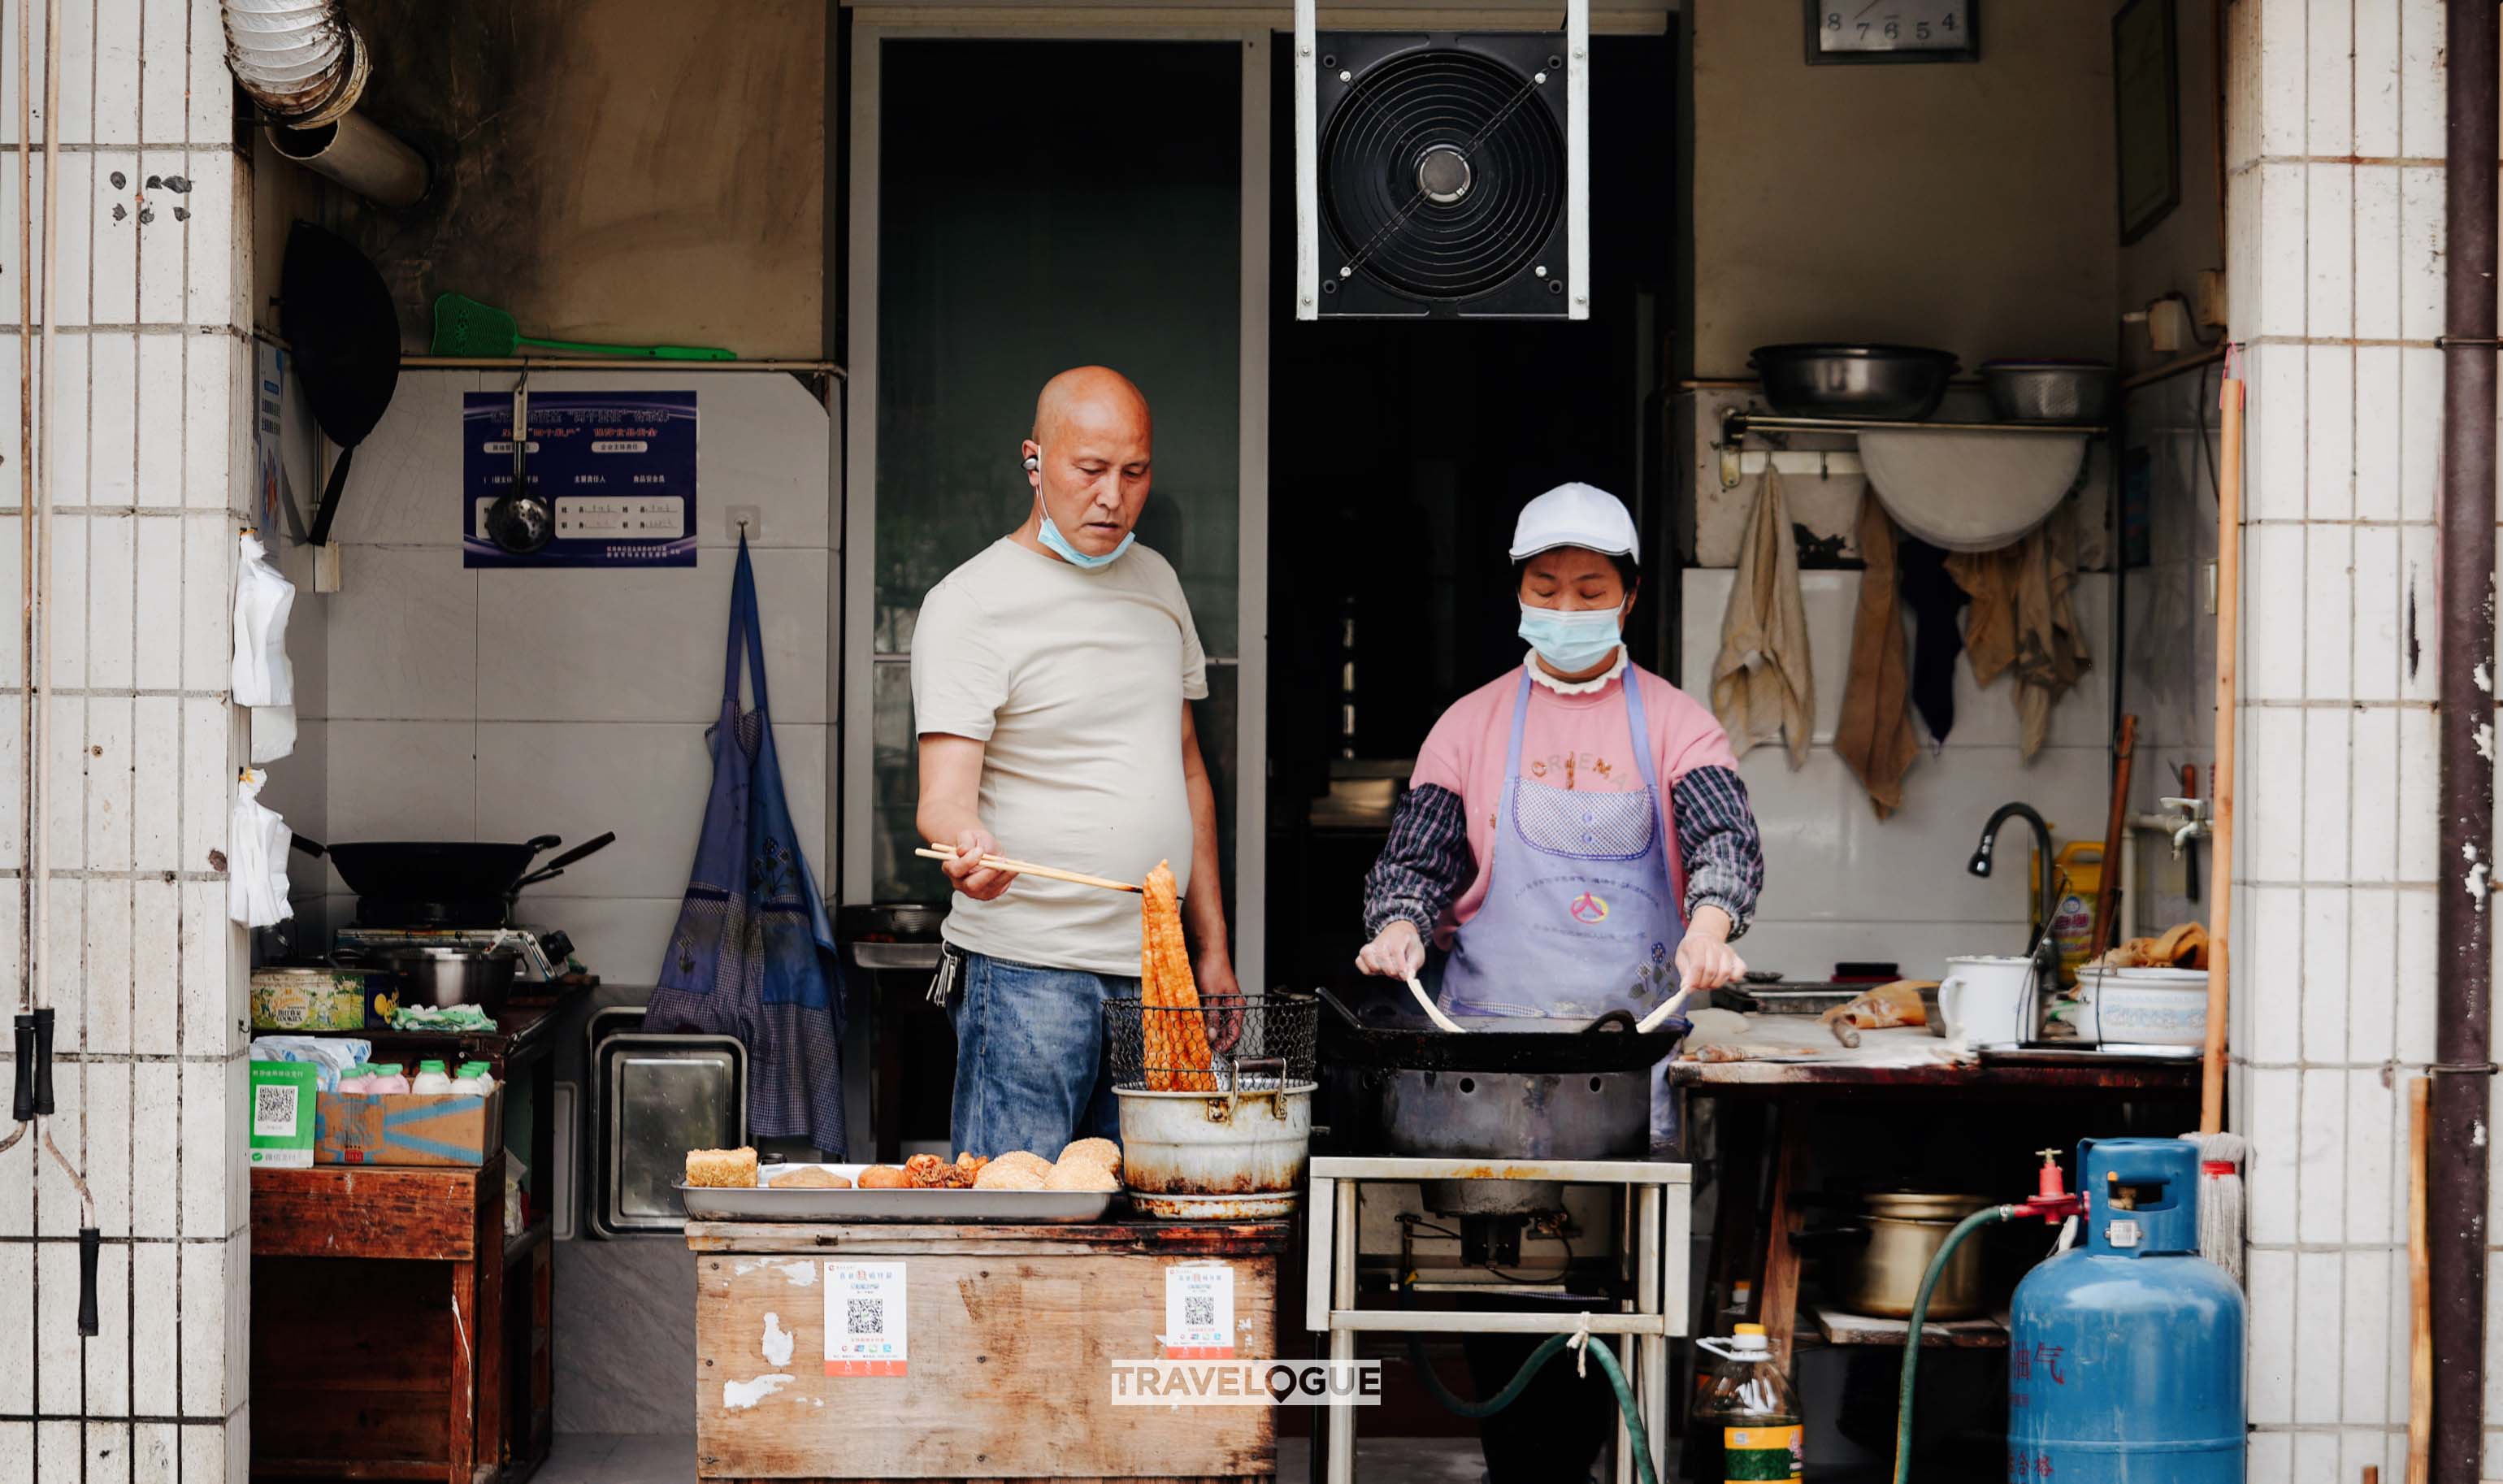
[1509,482,1641,565]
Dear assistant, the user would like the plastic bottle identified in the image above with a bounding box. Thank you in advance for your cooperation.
[364,1064,410,1095]
[410,1060,455,1096]
[1691,1324,1802,1484]
[449,1061,495,1097]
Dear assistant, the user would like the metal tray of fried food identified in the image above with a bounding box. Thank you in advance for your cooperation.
[676,1165,1118,1224]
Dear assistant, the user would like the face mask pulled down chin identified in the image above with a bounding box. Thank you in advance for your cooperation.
[1039,509,1134,569]
[1518,602,1624,674]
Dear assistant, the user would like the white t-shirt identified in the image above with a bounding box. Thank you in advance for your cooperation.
[909,537,1209,975]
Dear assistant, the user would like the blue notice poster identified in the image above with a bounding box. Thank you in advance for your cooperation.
[462,390,698,567]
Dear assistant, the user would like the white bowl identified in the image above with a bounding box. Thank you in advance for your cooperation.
[2076,967,2209,1047]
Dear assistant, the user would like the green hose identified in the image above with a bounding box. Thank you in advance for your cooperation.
[1404,1329,1660,1484]
[1892,1205,2019,1484]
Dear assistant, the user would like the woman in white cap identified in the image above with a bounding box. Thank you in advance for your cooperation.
[1356,479,1763,1061]
[1354,480,1763,1482]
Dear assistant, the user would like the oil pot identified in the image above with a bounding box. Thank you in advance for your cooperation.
[1114,1058,1313,1220]
[1841,1191,1995,1320]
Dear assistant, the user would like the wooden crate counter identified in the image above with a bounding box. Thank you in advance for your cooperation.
[684,1219,1292,1482]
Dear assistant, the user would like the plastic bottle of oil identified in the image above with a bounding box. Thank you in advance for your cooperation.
[1691,1324,1802,1483]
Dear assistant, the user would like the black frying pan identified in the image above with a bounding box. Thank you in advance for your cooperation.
[1317,986,1685,1074]
[295,832,616,902]
[280,222,401,546]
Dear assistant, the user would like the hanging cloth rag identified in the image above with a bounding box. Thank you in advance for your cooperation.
[1947,508,2090,759]
[232,530,298,762]
[1894,534,1967,744]
[228,769,293,928]
[642,538,847,1155]
[1711,468,1814,768]
[1834,497,1920,818]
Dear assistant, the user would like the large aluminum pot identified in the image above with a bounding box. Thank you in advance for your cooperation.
[1749,343,1960,420]
[1840,1191,1996,1320]
[1114,1072,1313,1220]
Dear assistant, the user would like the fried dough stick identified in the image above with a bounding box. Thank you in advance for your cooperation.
[1141,861,1218,1092]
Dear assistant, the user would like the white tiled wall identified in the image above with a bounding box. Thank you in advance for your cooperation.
[1680,567,2115,980]
[313,369,834,984]
[2223,0,2453,1476]
[0,2,256,1479]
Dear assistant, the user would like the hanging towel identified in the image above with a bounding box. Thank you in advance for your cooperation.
[1834,497,1920,818]
[1948,508,2091,759]
[642,538,848,1155]
[1711,468,1814,768]
[233,531,298,762]
[1894,535,1967,744]
[228,768,293,928]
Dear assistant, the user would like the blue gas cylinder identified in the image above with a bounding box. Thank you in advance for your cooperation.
[2006,1137,2245,1484]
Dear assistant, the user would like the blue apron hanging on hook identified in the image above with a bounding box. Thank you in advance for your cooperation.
[644,536,846,1153]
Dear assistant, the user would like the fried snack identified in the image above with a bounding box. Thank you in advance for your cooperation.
[1042,1161,1121,1191]
[974,1161,1047,1191]
[1820,979,1937,1047]
[683,1147,758,1188]
[2090,922,2210,971]
[856,1165,911,1189]
[1140,861,1218,1092]
[768,1166,852,1189]
[1056,1137,1121,1174]
[988,1150,1052,1182]
[956,1152,990,1181]
[902,1153,950,1188]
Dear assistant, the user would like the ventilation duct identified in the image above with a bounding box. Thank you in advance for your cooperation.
[221,0,430,207]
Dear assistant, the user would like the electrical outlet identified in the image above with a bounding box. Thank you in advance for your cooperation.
[2194,269,2229,328]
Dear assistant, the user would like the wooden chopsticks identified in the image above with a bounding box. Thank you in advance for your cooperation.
[914,844,1142,895]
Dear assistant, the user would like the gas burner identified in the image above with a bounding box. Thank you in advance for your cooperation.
[336,923,575,983]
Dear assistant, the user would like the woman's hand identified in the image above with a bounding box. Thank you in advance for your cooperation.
[1675,905,1747,993]
[940,827,1018,901]
[1356,920,1427,981]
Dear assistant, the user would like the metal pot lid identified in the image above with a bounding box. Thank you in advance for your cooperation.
[1863,1191,1993,1221]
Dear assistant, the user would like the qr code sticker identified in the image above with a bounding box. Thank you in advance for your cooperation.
[252,1084,298,1137]
[845,1297,886,1336]
[1184,1295,1217,1330]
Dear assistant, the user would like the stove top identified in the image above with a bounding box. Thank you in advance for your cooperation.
[335,923,574,982]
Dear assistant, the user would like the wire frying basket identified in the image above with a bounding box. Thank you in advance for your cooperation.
[1104,992,1319,1093]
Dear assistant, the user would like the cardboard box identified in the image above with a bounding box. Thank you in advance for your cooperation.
[315,1088,503,1167]
[249,1061,321,1169]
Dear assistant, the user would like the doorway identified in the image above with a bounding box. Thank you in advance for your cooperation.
[1261,33,1678,992]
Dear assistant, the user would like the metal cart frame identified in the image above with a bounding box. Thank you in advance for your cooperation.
[1304,1156,1693,1484]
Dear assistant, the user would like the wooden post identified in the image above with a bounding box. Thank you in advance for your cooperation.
[2410,1075,2432,1484]
[2202,372,2243,1137]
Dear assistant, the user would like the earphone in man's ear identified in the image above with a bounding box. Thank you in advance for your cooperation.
[1022,453,1040,472]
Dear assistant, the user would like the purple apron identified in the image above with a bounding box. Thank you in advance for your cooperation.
[1438,667,1686,1147]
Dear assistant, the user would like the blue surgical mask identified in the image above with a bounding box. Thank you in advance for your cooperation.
[1039,508,1135,569]
[1518,602,1624,674]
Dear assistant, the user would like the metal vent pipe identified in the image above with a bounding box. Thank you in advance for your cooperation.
[220,0,429,207]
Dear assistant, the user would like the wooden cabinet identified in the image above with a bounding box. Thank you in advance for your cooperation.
[251,1161,549,1483]
[685,1220,1289,1482]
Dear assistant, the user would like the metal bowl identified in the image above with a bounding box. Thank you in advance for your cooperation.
[1980,359,2115,423]
[371,945,518,1018]
[1749,343,1960,420]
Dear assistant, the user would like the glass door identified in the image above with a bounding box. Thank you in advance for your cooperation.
[844,34,1265,985]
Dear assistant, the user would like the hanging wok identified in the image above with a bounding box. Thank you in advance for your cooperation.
[296,831,616,903]
[280,221,401,545]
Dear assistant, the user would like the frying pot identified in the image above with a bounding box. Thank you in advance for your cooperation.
[303,831,616,903]
[374,944,520,1017]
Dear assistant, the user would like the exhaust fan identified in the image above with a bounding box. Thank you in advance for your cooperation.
[1294,0,1588,320]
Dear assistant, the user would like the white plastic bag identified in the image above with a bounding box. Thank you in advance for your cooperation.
[228,768,294,928]
[250,705,297,764]
[232,531,295,708]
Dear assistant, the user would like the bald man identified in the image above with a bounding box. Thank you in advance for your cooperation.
[909,367,1237,1156]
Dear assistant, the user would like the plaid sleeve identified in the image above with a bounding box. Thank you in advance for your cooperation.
[1364,783,1473,941]
[1672,765,1763,940]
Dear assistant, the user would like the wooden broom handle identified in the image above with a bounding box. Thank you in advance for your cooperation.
[2089,714,2138,961]
[2202,375,2243,1138]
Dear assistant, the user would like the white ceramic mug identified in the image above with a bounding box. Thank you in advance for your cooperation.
[1935,956,2039,1048]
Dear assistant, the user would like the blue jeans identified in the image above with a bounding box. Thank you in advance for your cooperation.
[945,951,1139,1158]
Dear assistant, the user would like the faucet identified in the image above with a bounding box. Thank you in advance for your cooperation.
[1969,803,2059,990]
